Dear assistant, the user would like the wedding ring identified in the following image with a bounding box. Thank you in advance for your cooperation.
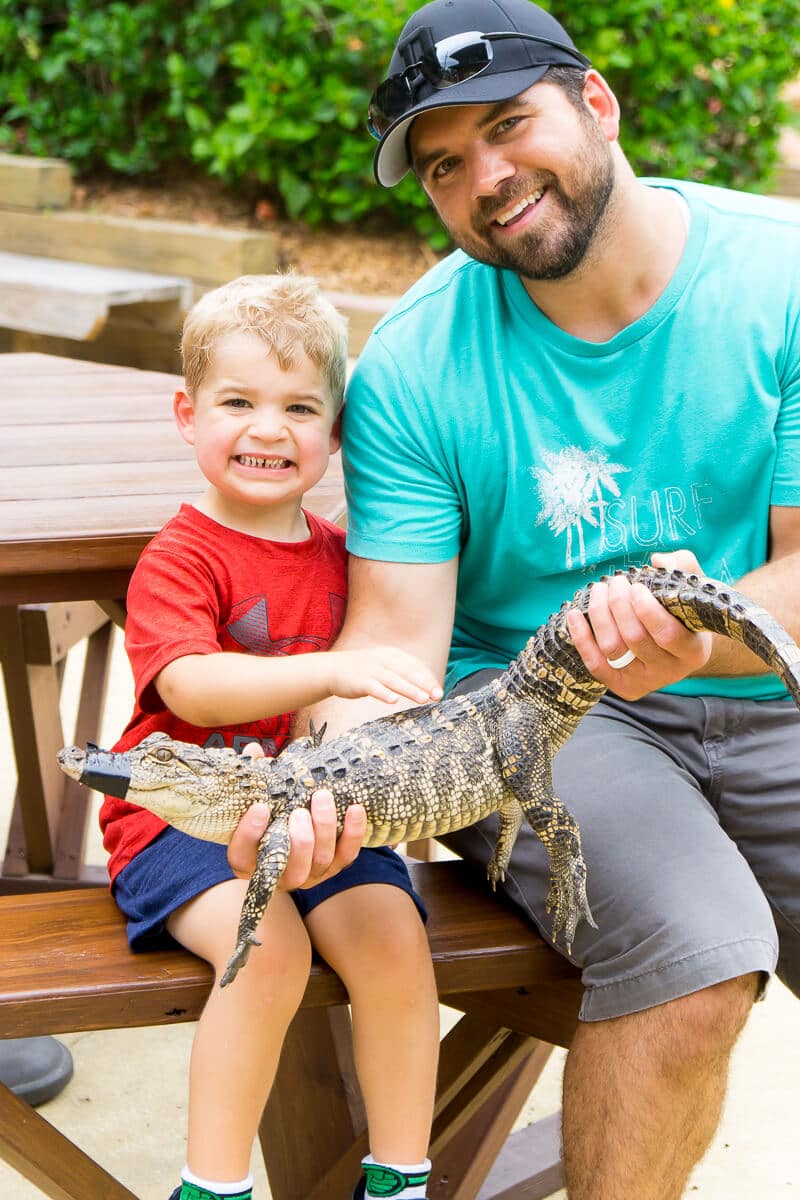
[606,649,637,670]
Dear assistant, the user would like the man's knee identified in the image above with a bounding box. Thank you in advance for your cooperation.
[653,972,759,1072]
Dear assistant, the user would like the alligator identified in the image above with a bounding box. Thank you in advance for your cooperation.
[58,566,800,987]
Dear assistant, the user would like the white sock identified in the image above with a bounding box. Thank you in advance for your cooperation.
[180,1165,253,1197]
[361,1154,431,1198]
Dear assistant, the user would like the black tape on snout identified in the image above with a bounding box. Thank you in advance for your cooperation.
[80,743,132,799]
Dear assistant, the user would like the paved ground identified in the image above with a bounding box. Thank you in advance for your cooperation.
[0,629,797,1199]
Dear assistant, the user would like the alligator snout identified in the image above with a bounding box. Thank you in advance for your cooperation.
[57,743,132,799]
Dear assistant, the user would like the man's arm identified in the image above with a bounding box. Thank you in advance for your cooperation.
[227,555,458,883]
[698,504,800,676]
[307,555,458,738]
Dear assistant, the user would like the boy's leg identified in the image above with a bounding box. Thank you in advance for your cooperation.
[167,879,312,1187]
[304,877,438,1196]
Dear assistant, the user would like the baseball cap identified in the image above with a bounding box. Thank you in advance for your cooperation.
[369,0,590,187]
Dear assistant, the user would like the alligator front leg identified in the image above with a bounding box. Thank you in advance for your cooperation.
[496,707,596,953]
[220,812,291,987]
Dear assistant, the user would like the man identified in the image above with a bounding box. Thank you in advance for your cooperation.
[232,0,800,1195]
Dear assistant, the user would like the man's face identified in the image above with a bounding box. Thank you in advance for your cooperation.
[409,79,616,280]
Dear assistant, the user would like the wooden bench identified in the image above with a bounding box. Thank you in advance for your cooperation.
[0,251,192,342]
[0,860,583,1200]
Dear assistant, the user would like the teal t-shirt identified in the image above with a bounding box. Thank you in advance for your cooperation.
[343,180,800,699]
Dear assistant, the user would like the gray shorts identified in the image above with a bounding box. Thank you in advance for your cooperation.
[443,671,800,1022]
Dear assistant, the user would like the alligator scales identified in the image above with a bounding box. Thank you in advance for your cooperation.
[59,567,800,986]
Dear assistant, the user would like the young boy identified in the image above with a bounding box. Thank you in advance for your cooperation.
[100,275,442,1200]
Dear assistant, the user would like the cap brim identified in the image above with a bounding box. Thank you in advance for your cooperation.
[373,64,549,187]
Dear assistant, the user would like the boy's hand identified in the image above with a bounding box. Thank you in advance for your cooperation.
[324,646,443,706]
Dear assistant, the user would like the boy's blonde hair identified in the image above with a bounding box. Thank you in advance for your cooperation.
[181,274,349,409]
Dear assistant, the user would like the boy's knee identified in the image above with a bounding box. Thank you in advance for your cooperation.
[339,899,430,988]
[256,919,312,981]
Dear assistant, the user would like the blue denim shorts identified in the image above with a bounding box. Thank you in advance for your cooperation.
[113,824,427,950]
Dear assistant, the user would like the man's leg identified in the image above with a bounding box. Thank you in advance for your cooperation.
[442,680,779,1199]
[562,972,758,1199]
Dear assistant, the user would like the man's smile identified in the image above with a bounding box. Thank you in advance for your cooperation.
[494,188,545,227]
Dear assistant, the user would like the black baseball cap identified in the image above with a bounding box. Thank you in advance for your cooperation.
[369,0,590,187]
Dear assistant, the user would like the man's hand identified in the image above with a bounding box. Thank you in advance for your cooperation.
[228,742,366,886]
[565,550,712,700]
[324,645,443,706]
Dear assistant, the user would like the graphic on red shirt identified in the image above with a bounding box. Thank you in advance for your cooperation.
[227,591,346,655]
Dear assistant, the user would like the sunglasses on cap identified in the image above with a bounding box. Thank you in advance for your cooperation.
[367,30,591,140]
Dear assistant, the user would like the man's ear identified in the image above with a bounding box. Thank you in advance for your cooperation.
[329,409,343,454]
[581,70,621,143]
[173,390,196,446]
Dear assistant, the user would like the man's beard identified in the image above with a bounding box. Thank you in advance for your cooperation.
[450,128,616,280]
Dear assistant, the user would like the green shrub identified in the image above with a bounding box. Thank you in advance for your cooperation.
[552,0,798,187]
[0,0,797,245]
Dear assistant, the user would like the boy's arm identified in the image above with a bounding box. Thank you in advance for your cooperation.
[155,641,442,727]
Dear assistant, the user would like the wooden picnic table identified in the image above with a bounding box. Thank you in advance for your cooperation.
[0,351,346,887]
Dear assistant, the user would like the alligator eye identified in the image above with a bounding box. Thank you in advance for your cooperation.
[151,748,174,763]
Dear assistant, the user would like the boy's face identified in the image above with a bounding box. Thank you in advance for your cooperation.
[174,332,340,530]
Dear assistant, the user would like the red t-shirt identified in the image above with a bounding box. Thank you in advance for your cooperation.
[100,504,347,881]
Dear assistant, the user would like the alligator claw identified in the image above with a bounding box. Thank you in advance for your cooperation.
[220,932,262,987]
[485,860,506,890]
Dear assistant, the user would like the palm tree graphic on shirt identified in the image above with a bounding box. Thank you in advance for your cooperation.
[531,447,629,570]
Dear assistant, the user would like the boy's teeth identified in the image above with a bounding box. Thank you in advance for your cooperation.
[238,455,290,468]
[496,190,543,226]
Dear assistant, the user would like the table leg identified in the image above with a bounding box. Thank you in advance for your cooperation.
[0,605,60,875]
[0,604,114,885]
[0,1074,136,1200]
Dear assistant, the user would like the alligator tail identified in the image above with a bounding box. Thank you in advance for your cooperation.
[630,566,800,706]
[514,565,800,709]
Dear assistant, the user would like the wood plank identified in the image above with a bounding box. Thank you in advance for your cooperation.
[1,351,175,387]
[0,253,192,301]
[429,1040,554,1199]
[0,210,276,284]
[1,480,346,541]
[0,1081,138,1200]
[447,984,583,1050]
[0,863,582,1038]
[9,321,185,374]
[260,1007,366,1200]
[53,620,114,880]
[0,420,187,466]
[0,608,57,875]
[1,394,175,424]
[0,253,192,340]
[1,493,189,539]
[0,460,199,502]
[477,1113,564,1200]
[0,153,72,210]
[19,601,109,664]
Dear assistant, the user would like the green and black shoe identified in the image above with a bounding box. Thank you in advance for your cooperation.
[351,1165,430,1198]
